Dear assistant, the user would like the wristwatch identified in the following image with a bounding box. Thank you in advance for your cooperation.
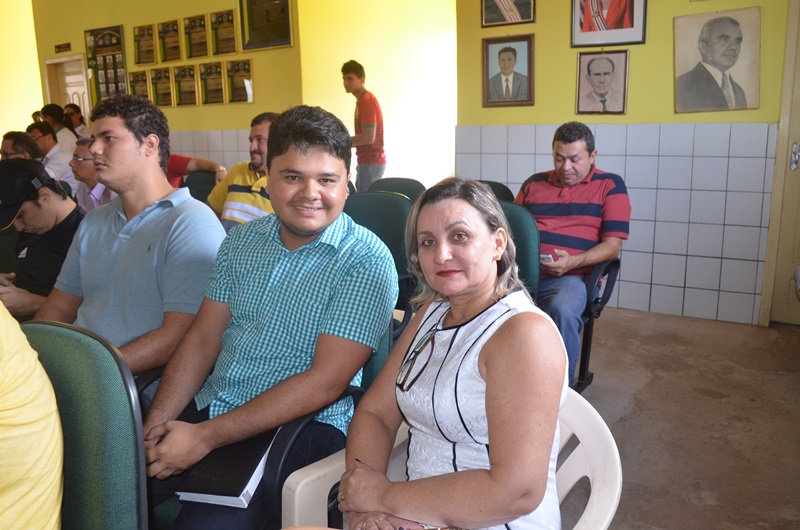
[216,166,227,172]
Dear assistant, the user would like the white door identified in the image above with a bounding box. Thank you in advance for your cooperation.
[763,0,800,325]
[44,54,90,116]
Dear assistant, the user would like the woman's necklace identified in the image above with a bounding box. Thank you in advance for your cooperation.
[445,297,496,327]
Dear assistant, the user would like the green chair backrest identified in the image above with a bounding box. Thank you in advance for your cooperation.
[21,321,148,530]
[480,180,516,202]
[0,227,18,273]
[501,201,540,298]
[368,178,426,202]
[182,170,217,203]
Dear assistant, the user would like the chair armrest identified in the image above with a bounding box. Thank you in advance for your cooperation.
[583,257,621,320]
[262,385,365,523]
[134,366,164,395]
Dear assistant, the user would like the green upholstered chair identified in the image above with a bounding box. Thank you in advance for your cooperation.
[368,177,426,202]
[21,321,148,530]
[343,191,416,341]
[480,179,516,202]
[182,170,217,203]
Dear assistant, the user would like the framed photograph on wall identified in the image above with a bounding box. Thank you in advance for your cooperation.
[175,66,198,106]
[576,51,628,114]
[199,62,225,104]
[150,67,173,107]
[184,15,209,59]
[239,0,292,50]
[133,24,156,65]
[128,71,150,99]
[571,0,647,47]
[211,9,237,55]
[85,26,126,104]
[157,20,181,62]
[674,7,760,113]
[226,59,253,103]
[482,34,534,108]
[481,0,535,27]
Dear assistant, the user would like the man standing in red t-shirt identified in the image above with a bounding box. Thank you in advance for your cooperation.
[341,60,386,192]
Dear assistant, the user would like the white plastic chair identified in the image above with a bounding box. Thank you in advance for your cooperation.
[282,388,622,530]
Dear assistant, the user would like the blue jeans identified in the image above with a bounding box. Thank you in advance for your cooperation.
[355,164,386,192]
[149,403,345,530]
[536,275,589,386]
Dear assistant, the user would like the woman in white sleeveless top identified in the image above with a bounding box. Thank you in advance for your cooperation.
[339,178,568,530]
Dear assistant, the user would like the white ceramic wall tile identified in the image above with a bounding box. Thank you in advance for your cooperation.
[595,124,627,155]
[687,224,724,257]
[535,124,558,154]
[221,130,239,151]
[534,154,553,174]
[656,189,690,223]
[626,124,660,155]
[625,156,658,188]
[207,130,224,152]
[657,156,692,190]
[455,154,481,180]
[683,288,719,319]
[727,157,765,192]
[605,286,619,308]
[759,227,768,261]
[652,253,686,287]
[654,221,688,254]
[238,151,250,164]
[763,158,774,193]
[721,225,760,260]
[192,131,209,151]
[756,261,764,295]
[659,124,694,156]
[620,250,653,283]
[725,192,763,227]
[208,150,224,165]
[617,280,651,311]
[625,220,655,252]
[717,291,755,324]
[508,125,536,154]
[730,123,768,157]
[628,188,656,221]
[236,129,250,150]
[480,154,506,181]
[650,285,684,315]
[223,152,242,169]
[194,150,210,160]
[693,123,730,156]
[752,295,761,325]
[507,154,535,183]
[455,126,481,153]
[180,130,194,151]
[720,259,758,294]
[599,155,626,178]
[767,123,778,157]
[481,125,508,154]
[689,191,726,224]
[761,193,771,227]
[691,157,728,190]
[686,256,721,290]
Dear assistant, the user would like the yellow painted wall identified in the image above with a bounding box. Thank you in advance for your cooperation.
[29,0,303,131]
[457,0,789,125]
[0,3,43,132]
[298,0,457,184]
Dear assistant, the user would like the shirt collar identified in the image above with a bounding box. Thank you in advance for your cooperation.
[701,62,727,86]
[256,210,349,251]
[547,165,598,187]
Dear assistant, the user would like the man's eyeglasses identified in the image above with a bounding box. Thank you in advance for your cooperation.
[29,134,44,142]
[396,327,437,392]
[71,155,93,163]
[0,150,23,160]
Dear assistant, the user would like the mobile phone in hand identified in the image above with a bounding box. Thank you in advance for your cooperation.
[540,254,554,263]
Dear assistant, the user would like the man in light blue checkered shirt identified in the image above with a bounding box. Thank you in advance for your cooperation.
[143,106,398,528]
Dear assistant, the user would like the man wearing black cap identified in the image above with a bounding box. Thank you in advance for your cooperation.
[0,159,83,319]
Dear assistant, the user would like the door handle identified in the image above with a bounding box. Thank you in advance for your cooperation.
[792,142,799,171]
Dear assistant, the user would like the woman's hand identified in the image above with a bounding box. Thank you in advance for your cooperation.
[339,459,393,514]
[347,511,422,530]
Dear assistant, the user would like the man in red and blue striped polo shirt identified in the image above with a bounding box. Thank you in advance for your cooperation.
[515,121,630,387]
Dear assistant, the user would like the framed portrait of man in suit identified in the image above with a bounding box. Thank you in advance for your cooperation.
[674,7,760,113]
[482,34,534,108]
[482,0,535,27]
[576,50,629,115]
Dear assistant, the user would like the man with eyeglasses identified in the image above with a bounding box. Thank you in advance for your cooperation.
[70,137,115,212]
[0,159,83,320]
[205,112,277,232]
[2,131,43,162]
[24,122,79,195]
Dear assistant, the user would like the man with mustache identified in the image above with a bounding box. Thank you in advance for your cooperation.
[206,112,278,232]
[35,94,225,375]
[676,16,747,112]
[515,122,630,388]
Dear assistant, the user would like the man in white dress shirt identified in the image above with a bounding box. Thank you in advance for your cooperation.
[25,122,79,195]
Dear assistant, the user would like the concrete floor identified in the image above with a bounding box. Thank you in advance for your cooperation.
[564,308,800,529]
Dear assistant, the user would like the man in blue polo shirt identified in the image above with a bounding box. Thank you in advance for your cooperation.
[143,105,398,528]
[35,94,225,374]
